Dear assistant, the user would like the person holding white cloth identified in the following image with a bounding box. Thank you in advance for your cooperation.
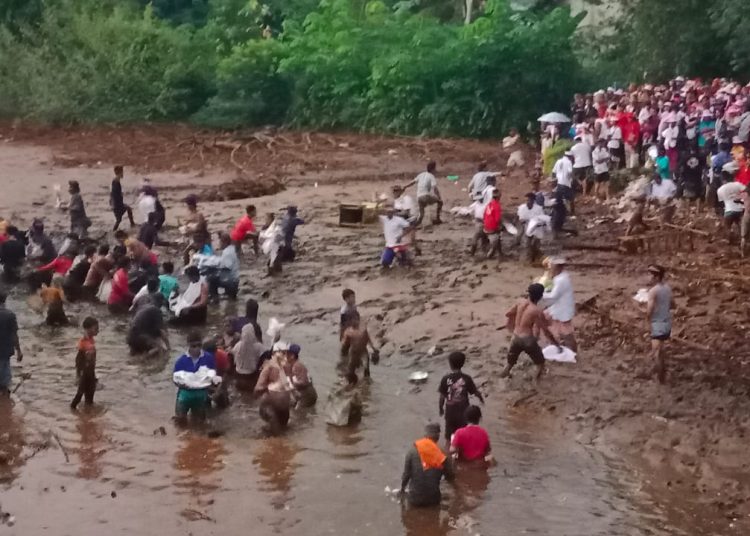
[541,257,577,351]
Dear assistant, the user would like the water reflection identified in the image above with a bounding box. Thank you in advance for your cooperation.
[401,504,452,536]
[254,437,300,509]
[399,464,491,536]
[0,398,25,484]
[74,409,106,479]
[173,431,227,512]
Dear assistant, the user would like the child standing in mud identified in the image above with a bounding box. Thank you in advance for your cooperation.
[438,351,484,443]
[340,288,360,340]
[71,317,99,410]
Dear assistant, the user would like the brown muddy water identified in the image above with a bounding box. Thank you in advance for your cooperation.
[2,289,685,536]
[0,148,713,535]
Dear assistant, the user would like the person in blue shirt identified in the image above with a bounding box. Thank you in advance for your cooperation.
[173,331,216,424]
[279,206,305,263]
[655,146,671,181]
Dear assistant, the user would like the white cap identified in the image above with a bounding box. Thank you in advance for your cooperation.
[549,256,567,265]
[272,341,290,352]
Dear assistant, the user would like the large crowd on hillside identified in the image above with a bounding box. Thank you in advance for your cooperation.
[538,77,750,253]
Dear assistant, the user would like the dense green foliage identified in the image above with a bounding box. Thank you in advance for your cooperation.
[1,0,747,136]
[0,3,214,122]
[585,0,750,85]
[0,0,584,135]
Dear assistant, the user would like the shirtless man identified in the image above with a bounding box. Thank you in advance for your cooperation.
[500,283,562,380]
[340,317,380,379]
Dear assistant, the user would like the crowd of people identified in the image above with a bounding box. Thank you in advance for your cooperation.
[0,167,311,423]
[0,98,685,512]
[542,77,750,254]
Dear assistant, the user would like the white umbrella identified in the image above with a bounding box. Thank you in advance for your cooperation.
[538,112,571,123]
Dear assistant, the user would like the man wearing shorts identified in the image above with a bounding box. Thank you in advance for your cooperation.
[646,265,673,384]
[500,283,562,381]
[409,161,443,225]
[570,136,592,197]
[717,181,746,243]
[591,139,611,200]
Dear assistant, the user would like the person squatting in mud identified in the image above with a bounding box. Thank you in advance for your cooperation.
[254,341,294,433]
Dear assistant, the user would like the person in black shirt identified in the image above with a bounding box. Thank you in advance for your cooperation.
[0,226,26,283]
[679,145,705,212]
[63,245,96,301]
[137,212,168,250]
[111,165,135,231]
[438,351,484,442]
[26,219,57,266]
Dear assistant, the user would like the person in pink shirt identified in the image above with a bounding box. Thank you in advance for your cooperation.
[450,405,492,463]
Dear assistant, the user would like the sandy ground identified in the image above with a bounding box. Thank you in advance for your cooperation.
[0,121,749,535]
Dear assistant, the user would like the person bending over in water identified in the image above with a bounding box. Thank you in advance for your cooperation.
[254,341,293,434]
[40,276,68,326]
[286,343,317,408]
[500,283,562,381]
[340,317,380,379]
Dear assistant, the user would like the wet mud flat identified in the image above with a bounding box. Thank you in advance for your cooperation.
[0,122,748,535]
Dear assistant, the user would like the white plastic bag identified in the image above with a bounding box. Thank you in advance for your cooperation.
[173,366,222,389]
[96,279,112,303]
[542,345,577,363]
[267,317,285,339]
[633,288,649,304]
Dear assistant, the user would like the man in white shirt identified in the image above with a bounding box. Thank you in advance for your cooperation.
[516,192,544,242]
[208,233,240,301]
[408,161,443,225]
[591,139,611,200]
[570,136,592,196]
[717,181,746,242]
[607,118,623,169]
[649,173,677,203]
[542,257,576,351]
[379,207,411,268]
[392,185,420,255]
[552,151,576,215]
[467,162,501,201]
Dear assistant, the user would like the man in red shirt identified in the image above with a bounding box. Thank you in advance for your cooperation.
[30,248,77,290]
[230,205,259,255]
[450,405,492,462]
[482,189,503,261]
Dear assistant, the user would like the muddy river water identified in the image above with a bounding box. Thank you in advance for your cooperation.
[0,144,715,535]
[2,292,685,536]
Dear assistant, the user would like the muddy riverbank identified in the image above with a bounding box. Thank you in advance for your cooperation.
[0,122,748,535]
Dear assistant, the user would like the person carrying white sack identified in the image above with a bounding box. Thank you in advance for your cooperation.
[540,257,577,352]
[259,212,284,274]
